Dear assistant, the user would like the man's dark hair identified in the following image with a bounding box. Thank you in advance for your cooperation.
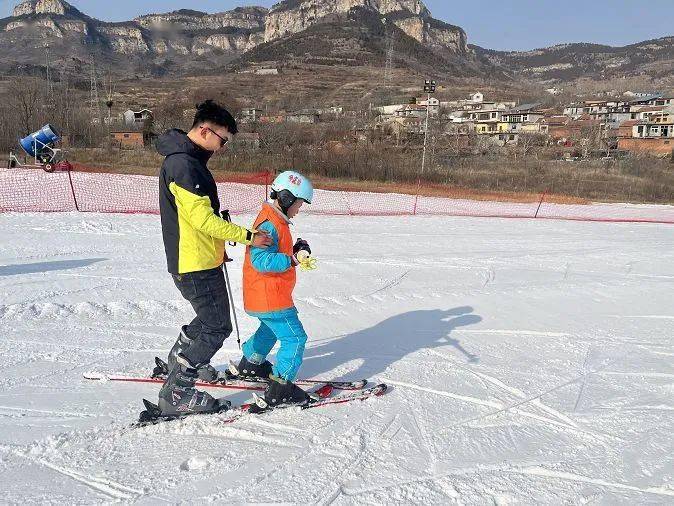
[192,99,238,135]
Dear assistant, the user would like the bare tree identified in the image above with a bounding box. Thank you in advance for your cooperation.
[8,77,44,136]
[518,132,547,158]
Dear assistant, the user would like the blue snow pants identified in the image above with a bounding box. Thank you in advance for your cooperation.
[241,313,308,381]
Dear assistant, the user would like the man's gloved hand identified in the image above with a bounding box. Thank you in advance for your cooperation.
[252,230,272,248]
[293,238,311,256]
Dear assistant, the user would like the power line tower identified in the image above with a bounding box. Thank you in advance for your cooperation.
[58,55,73,133]
[89,58,101,125]
[44,44,55,108]
[382,18,394,88]
[384,30,394,87]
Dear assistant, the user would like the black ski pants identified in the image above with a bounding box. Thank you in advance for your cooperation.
[171,267,232,365]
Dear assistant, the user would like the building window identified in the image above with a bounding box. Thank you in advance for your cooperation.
[123,134,130,138]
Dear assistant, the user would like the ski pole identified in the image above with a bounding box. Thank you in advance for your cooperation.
[221,210,241,349]
[222,257,241,349]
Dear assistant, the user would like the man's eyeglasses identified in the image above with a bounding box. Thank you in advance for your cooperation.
[205,127,229,147]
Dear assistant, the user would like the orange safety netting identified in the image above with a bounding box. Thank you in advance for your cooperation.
[1,167,673,224]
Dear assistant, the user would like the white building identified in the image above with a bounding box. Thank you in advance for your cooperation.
[123,109,153,126]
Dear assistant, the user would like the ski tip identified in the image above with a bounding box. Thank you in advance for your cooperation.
[82,372,106,381]
[373,383,389,396]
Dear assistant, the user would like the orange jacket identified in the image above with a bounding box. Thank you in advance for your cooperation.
[243,204,296,314]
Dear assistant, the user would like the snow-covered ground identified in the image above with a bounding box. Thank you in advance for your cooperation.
[0,211,672,504]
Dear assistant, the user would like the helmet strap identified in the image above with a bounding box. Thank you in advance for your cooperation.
[271,189,297,216]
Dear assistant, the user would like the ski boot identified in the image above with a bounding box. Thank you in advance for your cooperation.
[156,354,230,418]
[256,374,313,411]
[164,326,225,383]
[230,356,273,381]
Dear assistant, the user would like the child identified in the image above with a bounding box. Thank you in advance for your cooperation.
[234,170,315,407]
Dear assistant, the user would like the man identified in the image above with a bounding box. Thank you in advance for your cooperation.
[156,99,272,417]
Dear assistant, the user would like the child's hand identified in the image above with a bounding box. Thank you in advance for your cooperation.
[293,238,311,255]
[252,230,273,248]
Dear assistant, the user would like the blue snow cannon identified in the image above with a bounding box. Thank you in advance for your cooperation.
[19,124,61,158]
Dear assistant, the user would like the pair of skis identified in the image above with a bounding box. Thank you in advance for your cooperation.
[84,357,388,426]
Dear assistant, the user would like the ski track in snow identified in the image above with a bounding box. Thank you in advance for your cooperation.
[1,212,673,504]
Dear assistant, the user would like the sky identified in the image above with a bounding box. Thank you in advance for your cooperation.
[1,0,674,51]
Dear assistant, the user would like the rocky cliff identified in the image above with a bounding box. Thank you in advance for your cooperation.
[264,0,466,55]
[0,0,474,76]
[0,0,467,70]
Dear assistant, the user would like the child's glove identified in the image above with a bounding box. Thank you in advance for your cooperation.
[293,238,311,256]
[293,239,317,271]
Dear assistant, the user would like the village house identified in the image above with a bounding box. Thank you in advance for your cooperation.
[618,112,674,155]
[520,119,549,135]
[286,110,320,124]
[239,108,263,123]
[496,105,545,136]
[542,115,602,145]
[466,109,502,123]
[629,93,673,107]
[259,114,286,124]
[109,128,151,149]
[388,116,425,139]
[445,122,474,136]
[316,106,344,116]
[416,96,441,115]
[441,91,484,110]
[123,108,153,127]
[394,104,427,119]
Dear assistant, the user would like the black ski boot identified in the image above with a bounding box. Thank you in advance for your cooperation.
[230,356,273,381]
[157,354,230,418]
[166,327,224,383]
[261,374,312,409]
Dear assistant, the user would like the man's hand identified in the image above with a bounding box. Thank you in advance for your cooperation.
[252,230,273,248]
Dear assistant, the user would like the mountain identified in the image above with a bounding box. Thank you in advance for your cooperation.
[473,37,674,83]
[236,6,487,75]
[0,1,268,75]
[0,0,480,77]
[5,1,673,84]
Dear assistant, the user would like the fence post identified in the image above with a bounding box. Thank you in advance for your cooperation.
[534,189,548,218]
[66,166,80,212]
[413,178,421,215]
[264,170,270,202]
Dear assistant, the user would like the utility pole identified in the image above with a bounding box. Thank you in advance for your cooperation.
[420,79,436,176]
[105,72,115,126]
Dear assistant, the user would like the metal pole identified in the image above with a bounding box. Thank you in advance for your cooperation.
[222,259,241,349]
[421,92,431,176]
[220,210,241,349]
